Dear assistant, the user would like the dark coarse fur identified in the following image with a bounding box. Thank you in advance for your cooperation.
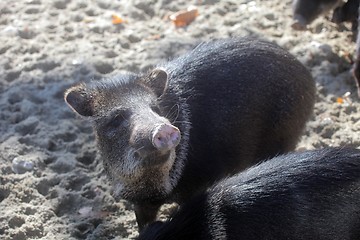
[64,37,315,228]
[162,37,315,201]
[138,147,360,240]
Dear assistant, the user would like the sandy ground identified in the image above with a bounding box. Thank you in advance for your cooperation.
[0,0,359,239]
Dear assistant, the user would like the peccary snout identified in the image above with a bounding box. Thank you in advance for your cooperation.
[152,124,181,151]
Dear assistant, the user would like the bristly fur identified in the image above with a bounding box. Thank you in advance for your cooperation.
[138,147,360,240]
[89,72,139,91]
[64,37,315,229]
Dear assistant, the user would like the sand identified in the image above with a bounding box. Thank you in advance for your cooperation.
[0,0,359,239]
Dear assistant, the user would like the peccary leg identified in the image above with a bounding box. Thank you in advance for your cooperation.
[135,203,161,231]
[353,54,360,97]
[353,5,360,97]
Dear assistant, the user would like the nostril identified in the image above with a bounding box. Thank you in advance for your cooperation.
[152,124,181,150]
[170,131,180,144]
[153,132,166,148]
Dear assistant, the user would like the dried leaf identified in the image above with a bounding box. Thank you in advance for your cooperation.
[336,92,352,105]
[336,97,344,104]
[169,6,198,27]
[112,14,127,25]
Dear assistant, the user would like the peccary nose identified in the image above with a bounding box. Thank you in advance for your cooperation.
[152,124,181,151]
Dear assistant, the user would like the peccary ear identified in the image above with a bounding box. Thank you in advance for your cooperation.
[145,69,169,98]
[64,85,94,117]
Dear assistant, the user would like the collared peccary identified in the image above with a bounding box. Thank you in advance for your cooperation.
[64,37,315,229]
[331,0,359,31]
[291,0,360,97]
[138,147,360,240]
[291,0,342,30]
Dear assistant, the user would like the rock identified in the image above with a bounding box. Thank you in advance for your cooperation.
[12,157,34,174]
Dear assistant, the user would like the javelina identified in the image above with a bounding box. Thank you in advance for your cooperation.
[138,147,360,240]
[292,0,342,30]
[64,37,315,229]
[291,0,360,97]
[332,0,359,31]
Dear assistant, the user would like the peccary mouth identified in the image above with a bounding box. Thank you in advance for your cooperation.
[110,148,177,201]
[139,151,171,168]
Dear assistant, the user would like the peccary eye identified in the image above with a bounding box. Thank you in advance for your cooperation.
[108,113,129,129]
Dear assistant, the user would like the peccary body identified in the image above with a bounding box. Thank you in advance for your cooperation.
[138,147,360,240]
[64,37,315,229]
[291,0,360,97]
[292,0,342,30]
[332,0,359,31]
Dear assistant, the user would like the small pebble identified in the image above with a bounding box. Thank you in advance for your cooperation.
[72,59,83,65]
[0,26,18,37]
[12,157,34,174]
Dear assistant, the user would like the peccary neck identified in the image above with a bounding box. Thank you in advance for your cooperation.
[158,84,192,198]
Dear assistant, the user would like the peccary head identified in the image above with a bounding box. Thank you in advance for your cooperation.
[65,69,183,202]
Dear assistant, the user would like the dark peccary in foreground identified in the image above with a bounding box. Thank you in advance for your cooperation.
[138,148,360,240]
[292,0,342,30]
[332,0,359,31]
[64,37,315,229]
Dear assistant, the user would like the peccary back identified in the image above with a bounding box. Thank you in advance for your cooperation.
[138,147,360,240]
[162,38,315,200]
